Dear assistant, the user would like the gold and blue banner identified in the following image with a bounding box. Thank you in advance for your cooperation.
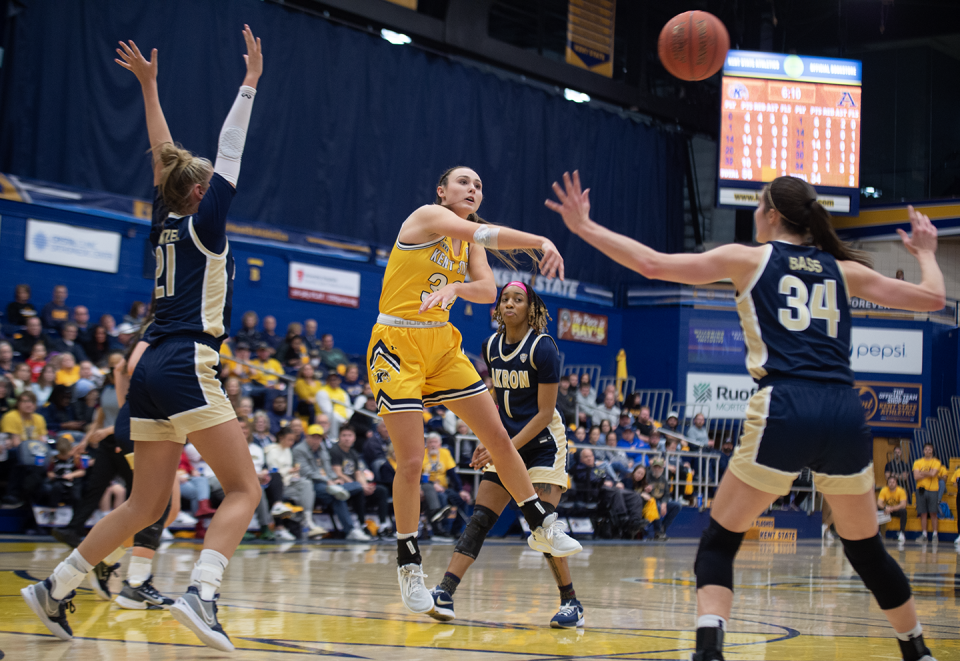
[856,381,922,428]
[688,321,746,365]
[566,0,616,78]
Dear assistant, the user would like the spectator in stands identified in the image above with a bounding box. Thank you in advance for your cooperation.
[266,394,293,435]
[278,323,309,372]
[9,363,32,397]
[221,340,254,389]
[84,325,121,367]
[718,437,734,480]
[123,301,147,327]
[316,333,350,373]
[251,410,275,448]
[31,364,57,406]
[350,395,380,441]
[242,417,284,541]
[555,375,577,427]
[571,447,606,501]
[0,378,13,418]
[54,323,88,363]
[6,284,38,330]
[913,442,941,544]
[13,317,52,357]
[236,396,254,423]
[622,392,642,420]
[77,360,100,389]
[99,313,117,336]
[571,447,641,539]
[71,306,92,344]
[937,463,949,510]
[71,380,98,427]
[262,426,311,541]
[293,424,360,539]
[177,449,217,519]
[40,285,70,332]
[261,315,282,351]
[317,371,350,438]
[573,425,588,446]
[663,436,693,488]
[115,322,140,347]
[649,428,665,452]
[575,380,598,428]
[586,425,602,447]
[634,405,654,440]
[598,383,618,406]
[597,430,630,479]
[223,377,242,411]
[877,475,908,544]
[236,311,262,348]
[329,426,390,535]
[249,342,285,403]
[687,413,709,446]
[341,363,364,403]
[622,464,660,539]
[895,269,905,280]
[647,457,682,540]
[884,446,910,488]
[40,434,85,507]
[617,425,649,467]
[2,391,47,443]
[25,343,48,384]
[302,319,319,353]
[663,410,680,435]
[43,384,85,434]
[55,353,80,386]
[0,342,13,377]
[422,432,470,536]
[362,421,393,484]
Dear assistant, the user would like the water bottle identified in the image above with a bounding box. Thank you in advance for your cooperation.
[697,492,703,509]
[421,473,429,484]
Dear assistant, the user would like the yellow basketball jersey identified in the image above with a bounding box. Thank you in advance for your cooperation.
[378,235,469,321]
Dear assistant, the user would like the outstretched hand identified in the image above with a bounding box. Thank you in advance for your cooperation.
[115,40,157,86]
[241,24,263,84]
[545,171,592,236]
[898,205,937,256]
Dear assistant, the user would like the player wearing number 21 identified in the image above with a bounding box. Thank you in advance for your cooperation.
[547,172,943,661]
[368,166,581,615]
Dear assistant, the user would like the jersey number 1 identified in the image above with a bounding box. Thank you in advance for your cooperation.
[155,245,176,299]
[777,275,839,338]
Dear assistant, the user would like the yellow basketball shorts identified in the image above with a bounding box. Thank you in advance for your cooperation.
[367,323,488,415]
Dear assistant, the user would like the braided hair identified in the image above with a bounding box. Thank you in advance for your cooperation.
[492,282,552,336]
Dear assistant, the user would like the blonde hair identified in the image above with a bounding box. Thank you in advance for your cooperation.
[434,166,542,271]
[155,143,213,215]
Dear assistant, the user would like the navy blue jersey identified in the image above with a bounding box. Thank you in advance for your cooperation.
[483,329,561,438]
[738,241,853,384]
[144,173,236,345]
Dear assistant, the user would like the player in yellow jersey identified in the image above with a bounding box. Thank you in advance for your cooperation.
[368,166,581,613]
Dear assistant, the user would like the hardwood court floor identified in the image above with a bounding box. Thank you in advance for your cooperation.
[0,536,958,660]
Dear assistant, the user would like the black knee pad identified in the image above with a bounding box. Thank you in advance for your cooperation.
[133,497,172,551]
[695,518,745,591]
[454,505,499,560]
[841,533,911,610]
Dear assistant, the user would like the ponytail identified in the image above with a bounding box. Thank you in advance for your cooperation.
[762,177,872,267]
[153,143,213,215]
[434,166,542,272]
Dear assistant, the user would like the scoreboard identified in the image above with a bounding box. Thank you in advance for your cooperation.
[717,51,862,215]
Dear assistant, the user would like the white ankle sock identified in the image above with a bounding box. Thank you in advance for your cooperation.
[396,531,417,540]
[50,549,93,600]
[190,549,228,601]
[896,623,922,641]
[104,546,126,566]
[697,615,727,631]
[127,556,153,588]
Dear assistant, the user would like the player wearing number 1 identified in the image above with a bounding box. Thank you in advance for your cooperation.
[547,172,943,661]
[369,166,581,615]
[21,27,264,652]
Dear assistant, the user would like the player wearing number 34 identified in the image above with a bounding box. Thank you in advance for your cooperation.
[547,172,944,661]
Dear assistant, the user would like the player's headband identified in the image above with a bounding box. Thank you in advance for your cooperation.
[503,281,527,294]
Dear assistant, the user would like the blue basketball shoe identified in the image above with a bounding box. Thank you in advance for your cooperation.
[550,598,584,628]
[427,586,456,622]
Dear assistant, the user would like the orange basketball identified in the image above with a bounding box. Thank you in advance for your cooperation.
[657,11,730,81]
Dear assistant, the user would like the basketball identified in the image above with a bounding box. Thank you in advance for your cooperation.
[657,11,729,81]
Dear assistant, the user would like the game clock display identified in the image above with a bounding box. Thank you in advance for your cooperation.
[717,51,862,212]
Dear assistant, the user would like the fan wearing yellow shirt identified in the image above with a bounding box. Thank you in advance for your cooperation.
[953,467,960,550]
[316,372,351,438]
[878,476,908,544]
[55,353,81,387]
[1,391,48,443]
[422,433,471,535]
[249,343,284,391]
[912,442,941,544]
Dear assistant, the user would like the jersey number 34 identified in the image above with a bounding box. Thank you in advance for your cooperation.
[777,275,839,338]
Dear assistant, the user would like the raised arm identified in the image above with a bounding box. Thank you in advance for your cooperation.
[840,206,945,312]
[115,41,172,186]
[399,205,564,279]
[546,171,760,290]
[213,25,263,188]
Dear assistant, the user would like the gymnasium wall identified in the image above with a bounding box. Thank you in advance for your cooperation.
[0,0,686,292]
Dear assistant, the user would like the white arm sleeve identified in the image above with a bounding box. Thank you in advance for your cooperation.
[214,85,257,185]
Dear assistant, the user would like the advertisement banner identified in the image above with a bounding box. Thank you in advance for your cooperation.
[557,308,608,345]
[856,382,921,428]
[490,267,614,307]
[849,327,923,375]
[688,321,746,365]
[25,219,121,273]
[565,0,616,78]
[288,262,360,308]
[685,372,758,419]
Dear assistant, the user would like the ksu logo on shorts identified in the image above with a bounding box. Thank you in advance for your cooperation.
[375,369,391,384]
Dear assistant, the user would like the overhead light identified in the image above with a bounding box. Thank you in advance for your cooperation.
[860,186,882,199]
[381,29,411,45]
[564,88,591,103]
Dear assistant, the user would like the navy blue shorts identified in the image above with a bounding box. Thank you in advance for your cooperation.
[128,337,235,444]
[729,379,873,496]
[482,413,568,489]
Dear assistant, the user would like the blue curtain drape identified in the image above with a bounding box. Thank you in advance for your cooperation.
[0,0,686,289]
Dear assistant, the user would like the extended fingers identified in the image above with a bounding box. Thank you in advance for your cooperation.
[551,180,568,203]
